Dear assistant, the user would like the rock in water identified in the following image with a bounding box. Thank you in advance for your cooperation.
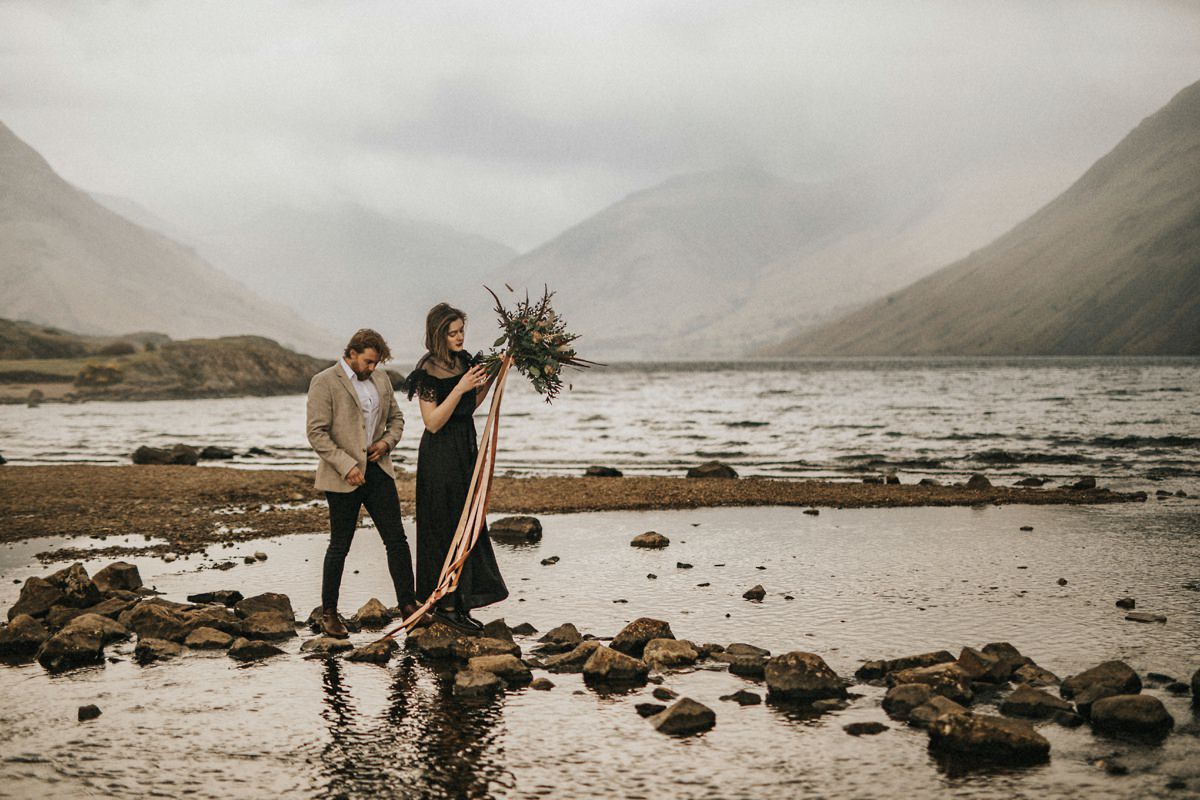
[584,466,623,477]
[410,622,463,659]
[582,646,649,686]
[611,618,674,658]
[346,639,398,664]
[889,663,973,705]
[300,636,355,656]
[764,652,847,703]
[882,684,935,720]
[0,614,50,656]
[742,585,766,602]
[928,714,1050,765]
[530,678,554,691]
[1124,612,1167,623]
[1115,597,1136,610]
[61,614,128,645]
[1069,476,1097,491]
[135,637,184,664]
[844,722,888,736]
[966,473,991,489]
[240,612,297,641]
[7,577,64,620]
[184,627,235,650]
[451,637,521,660]
[643,638,699,670]
[957,647,1010,683]
[539,622,583,646]
[228,637,285,661]
[650,698,716,736]
[511,622,537,636]
[186,590,244,607]
[908,696,968,729]
[351,598,391,629]
[78,704,101,722]
[1090,695,1174,740]
[719,690,762,706]
[454,669,504,698]
[200,446,236,460]
[1061,661,1142,699]
[132,444,199,465]
[1013,663,1060,687]
[855,650,956,681]
[46,564,102,608]
[468,655,532,685]
[234,593,294,620]
[36,626,104,671]
[1001,684,1073,719]
[489,516,543,543]
[636,702,668,718]
[686,461,738,479]
[92,562,143,593]
[543,641,603,673]
[182,606,244,637]
[630,531,670,549]
[481,619,514,642]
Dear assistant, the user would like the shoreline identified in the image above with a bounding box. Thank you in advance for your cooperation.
[0,465,1139,561]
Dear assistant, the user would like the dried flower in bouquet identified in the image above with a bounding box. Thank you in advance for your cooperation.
[481,285,598,402]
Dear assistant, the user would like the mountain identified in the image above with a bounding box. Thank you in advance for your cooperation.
[0,121,336,356]
[492,164,1073,359]
[768,80,1200,356]
[198,203,517,359]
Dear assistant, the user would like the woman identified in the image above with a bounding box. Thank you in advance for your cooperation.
[405,303,509,633]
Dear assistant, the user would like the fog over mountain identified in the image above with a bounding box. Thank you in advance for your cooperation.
[0,122,335,356]
[769,80,1200,356]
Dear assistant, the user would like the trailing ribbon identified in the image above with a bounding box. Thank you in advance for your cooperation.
[380,354,513,639]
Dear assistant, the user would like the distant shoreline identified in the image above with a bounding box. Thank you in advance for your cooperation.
[0,465,1139,562]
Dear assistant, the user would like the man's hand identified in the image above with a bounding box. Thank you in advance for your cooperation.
[345,466,366,487]
[367,441,390,463]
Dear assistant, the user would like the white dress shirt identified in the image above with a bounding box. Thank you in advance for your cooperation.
[340,358,381,441]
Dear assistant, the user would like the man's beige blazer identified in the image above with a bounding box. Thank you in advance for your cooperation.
[306,362,404,493]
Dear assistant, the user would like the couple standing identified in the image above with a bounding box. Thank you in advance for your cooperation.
[305,304,508,639]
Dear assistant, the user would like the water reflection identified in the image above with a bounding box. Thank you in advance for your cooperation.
[317,656,509,799]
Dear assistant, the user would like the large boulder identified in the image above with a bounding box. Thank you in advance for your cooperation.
[62,613,129,645]
[46,564,103,609]
[928,714,1050,765]
[890,663,973,705]
[468,654,532,685]
[1001,684,1073,719]
[582,646,649,686]
[882,684,935,720]
[227,637,285,661]
[346,638,398,665]
[764,652,848,703]
[182,606,244,636]
[1061,661,1141,700]
[481,619,515,643]
[489,516,542,543]
[630,532,670,549]
[0,614,50,656]
[135,637,184,664]
[350,598,392,629]
[1013,663,1060,688]
[36,625,104,671]
[410,622,463,659]
[650,698,716,736]
[957,647,1011,683]
[120,603,190,642]
[686,461,738,479]
[980,642,1029,675]
[855,650,956,681]
[454,669,504,698]
[908,696,968,729]
[7,578,65,621]
[92,562,143,594]
[241,612,298,641]
[1090,695,1174,741]
[643,638,699,670]
[234,593,294,621]
[184,626,235,650]
[543,641,603,673]
[84,597,136,620]
[611,618,674,658]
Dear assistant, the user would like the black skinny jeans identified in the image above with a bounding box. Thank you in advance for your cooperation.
[322,462,416,611]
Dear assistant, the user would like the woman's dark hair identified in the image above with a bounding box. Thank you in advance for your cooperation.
[344,328,392,362]
[424,303,466,367]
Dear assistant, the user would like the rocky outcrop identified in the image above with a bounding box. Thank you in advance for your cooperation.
[630,532,670,549]
[928,714,1050,765]
[489,516,543,543]
[649,698,716,736]
[611,618,674,658]
[1090,695,1174,740]
[764,652,847,703]
[582,646,649,686]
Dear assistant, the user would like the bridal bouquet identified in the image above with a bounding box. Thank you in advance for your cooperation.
[481,285,597,402]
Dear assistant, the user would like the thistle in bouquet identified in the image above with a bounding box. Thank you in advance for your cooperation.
[481,285,599,402]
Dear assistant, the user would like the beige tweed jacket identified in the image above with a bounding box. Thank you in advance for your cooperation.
[305,362,404,492]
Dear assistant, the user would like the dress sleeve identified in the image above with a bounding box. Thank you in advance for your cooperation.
[404,368,439,402]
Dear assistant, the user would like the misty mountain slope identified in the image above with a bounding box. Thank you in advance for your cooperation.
[769,80,1200,356]
[491,168,888,357]
[0,121,335,355]
[199,203,517,351]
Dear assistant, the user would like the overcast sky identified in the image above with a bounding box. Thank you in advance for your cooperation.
[2,1,1199,250]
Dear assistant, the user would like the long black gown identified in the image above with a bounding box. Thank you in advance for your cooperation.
[406,354,509,611]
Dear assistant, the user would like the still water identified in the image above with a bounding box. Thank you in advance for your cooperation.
[1,358,1198,490]
[1,501,1197,799]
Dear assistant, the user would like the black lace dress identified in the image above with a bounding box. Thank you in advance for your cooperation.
[405,354,509,611]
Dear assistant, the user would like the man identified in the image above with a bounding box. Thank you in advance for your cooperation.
[306,328,425,637]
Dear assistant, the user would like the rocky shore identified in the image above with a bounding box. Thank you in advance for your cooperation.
[2,559,1194,771]
[0,465,1142,560]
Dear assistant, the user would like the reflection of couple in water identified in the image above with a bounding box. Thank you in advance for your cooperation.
[305,303,508,639]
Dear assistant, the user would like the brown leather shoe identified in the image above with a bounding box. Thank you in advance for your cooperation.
[400,601,433,629]
[320,609,349,639]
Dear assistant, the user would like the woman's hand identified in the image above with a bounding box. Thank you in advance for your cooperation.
[454,364,488,395]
